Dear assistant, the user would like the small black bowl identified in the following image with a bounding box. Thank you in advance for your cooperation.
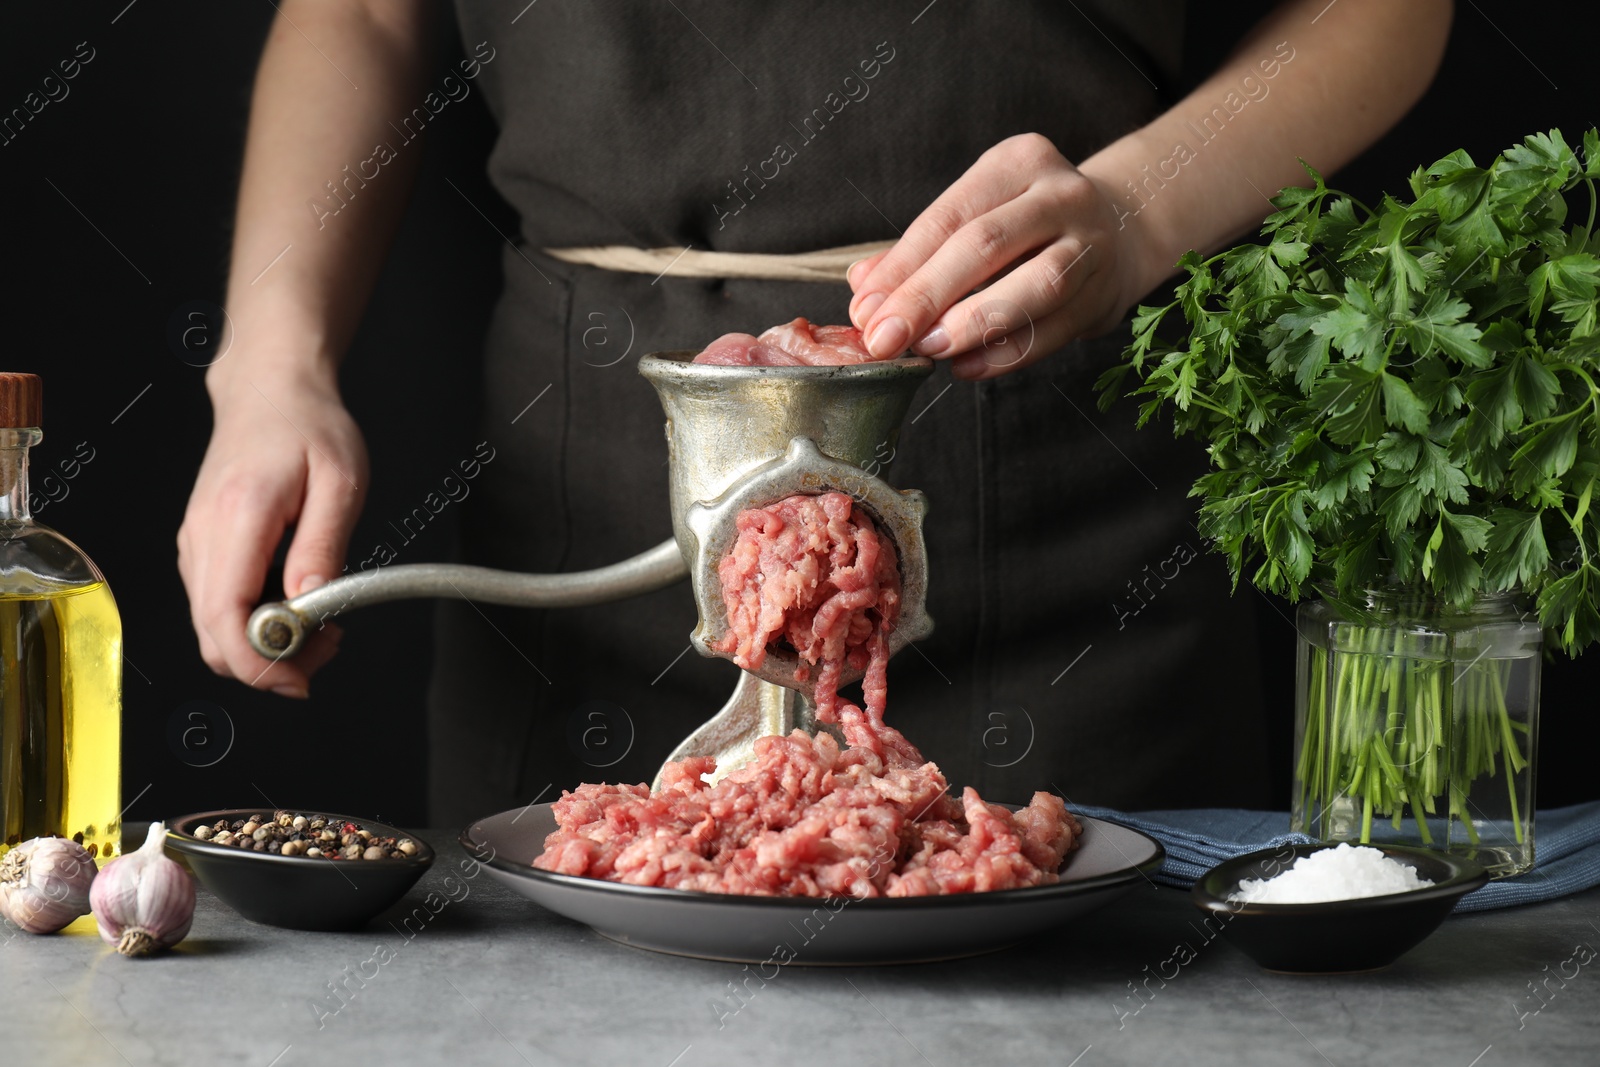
[166,808,434,931]
[1191,843,1488,973]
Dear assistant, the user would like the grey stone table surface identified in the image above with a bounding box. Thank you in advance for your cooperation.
[3,831,1597,1067]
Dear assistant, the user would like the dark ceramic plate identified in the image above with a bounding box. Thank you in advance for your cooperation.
[461,804,1164,964]
[167,808,435,931]
[1192,843,1488,973]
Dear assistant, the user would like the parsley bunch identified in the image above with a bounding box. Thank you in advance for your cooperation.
[1099,128,1600,655]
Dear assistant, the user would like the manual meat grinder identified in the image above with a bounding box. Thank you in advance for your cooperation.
[246,353,936,783]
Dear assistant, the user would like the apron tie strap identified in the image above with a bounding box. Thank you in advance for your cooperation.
[542,240,895,284]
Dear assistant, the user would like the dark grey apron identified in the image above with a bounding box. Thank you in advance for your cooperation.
[430,0,1270,826]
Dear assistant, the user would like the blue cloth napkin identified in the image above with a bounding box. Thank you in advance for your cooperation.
[1070,801,1600,912]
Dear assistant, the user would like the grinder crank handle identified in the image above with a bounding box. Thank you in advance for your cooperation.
[245,537,688,660]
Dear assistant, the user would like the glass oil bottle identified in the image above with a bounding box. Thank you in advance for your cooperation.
[0,373,122,861]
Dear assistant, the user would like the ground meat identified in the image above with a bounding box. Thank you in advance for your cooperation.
[713,492,899,730]
[693,318,881,366]
[535,720,1081,898]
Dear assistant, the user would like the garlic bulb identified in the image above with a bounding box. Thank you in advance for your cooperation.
[89,822,195,957]
[0,837,98,934]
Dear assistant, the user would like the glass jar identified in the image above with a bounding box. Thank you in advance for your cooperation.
[1291,588,1541,877]
[0,375,123,861]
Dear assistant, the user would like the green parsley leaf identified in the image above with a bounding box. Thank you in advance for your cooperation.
[1510,414,1581,494]
[1316,366,1383,446]
[1380,372,1430,434]
[1432,509,1491,600]
[1404,291,1491,366]
[1311,279,1387,362]
[1483,507,1551,590]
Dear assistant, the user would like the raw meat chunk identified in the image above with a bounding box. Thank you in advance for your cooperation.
[693,318,881,366]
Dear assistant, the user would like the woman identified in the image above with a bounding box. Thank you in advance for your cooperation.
[178,0,1453,825]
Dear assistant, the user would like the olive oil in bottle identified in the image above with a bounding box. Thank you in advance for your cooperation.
[0,373,122,860]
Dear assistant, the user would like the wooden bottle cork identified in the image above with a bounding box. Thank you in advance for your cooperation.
[0,373,43,428]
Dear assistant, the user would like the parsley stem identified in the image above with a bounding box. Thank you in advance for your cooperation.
[1515,403,1584,436]
[1181,392,1235,418]
[1457,784,1480,844]
[1549,363,1600,424]
[1585,177,1597,243]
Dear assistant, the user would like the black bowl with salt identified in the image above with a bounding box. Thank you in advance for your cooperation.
[1191,842,1488,973]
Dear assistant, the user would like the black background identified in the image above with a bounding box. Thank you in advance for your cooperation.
[1,1,1593,831]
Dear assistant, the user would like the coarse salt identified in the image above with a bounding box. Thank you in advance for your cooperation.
[1228,843,1435,904]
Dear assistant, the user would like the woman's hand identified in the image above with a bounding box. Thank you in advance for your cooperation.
[177,369,368,697]
[849,0,1457,380]
[175,0,435,695]
[848,133,1154,380]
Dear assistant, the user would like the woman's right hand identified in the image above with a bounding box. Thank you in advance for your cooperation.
[177,369,369,697]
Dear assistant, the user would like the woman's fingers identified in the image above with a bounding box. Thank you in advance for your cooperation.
[947,301,1087,381]
[848,135,1053,339]
[858,136,1111,362]
[847,250,887,293]
[841,133,1145,379]
[854,133,1053,299]
[282,450,367,602]
[289,623,344,679]
[195,482,311,696]
[866,199,1066,359]
[912,238,1101,360]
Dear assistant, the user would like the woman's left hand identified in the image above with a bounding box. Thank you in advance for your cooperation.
[848,133,1153,380]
